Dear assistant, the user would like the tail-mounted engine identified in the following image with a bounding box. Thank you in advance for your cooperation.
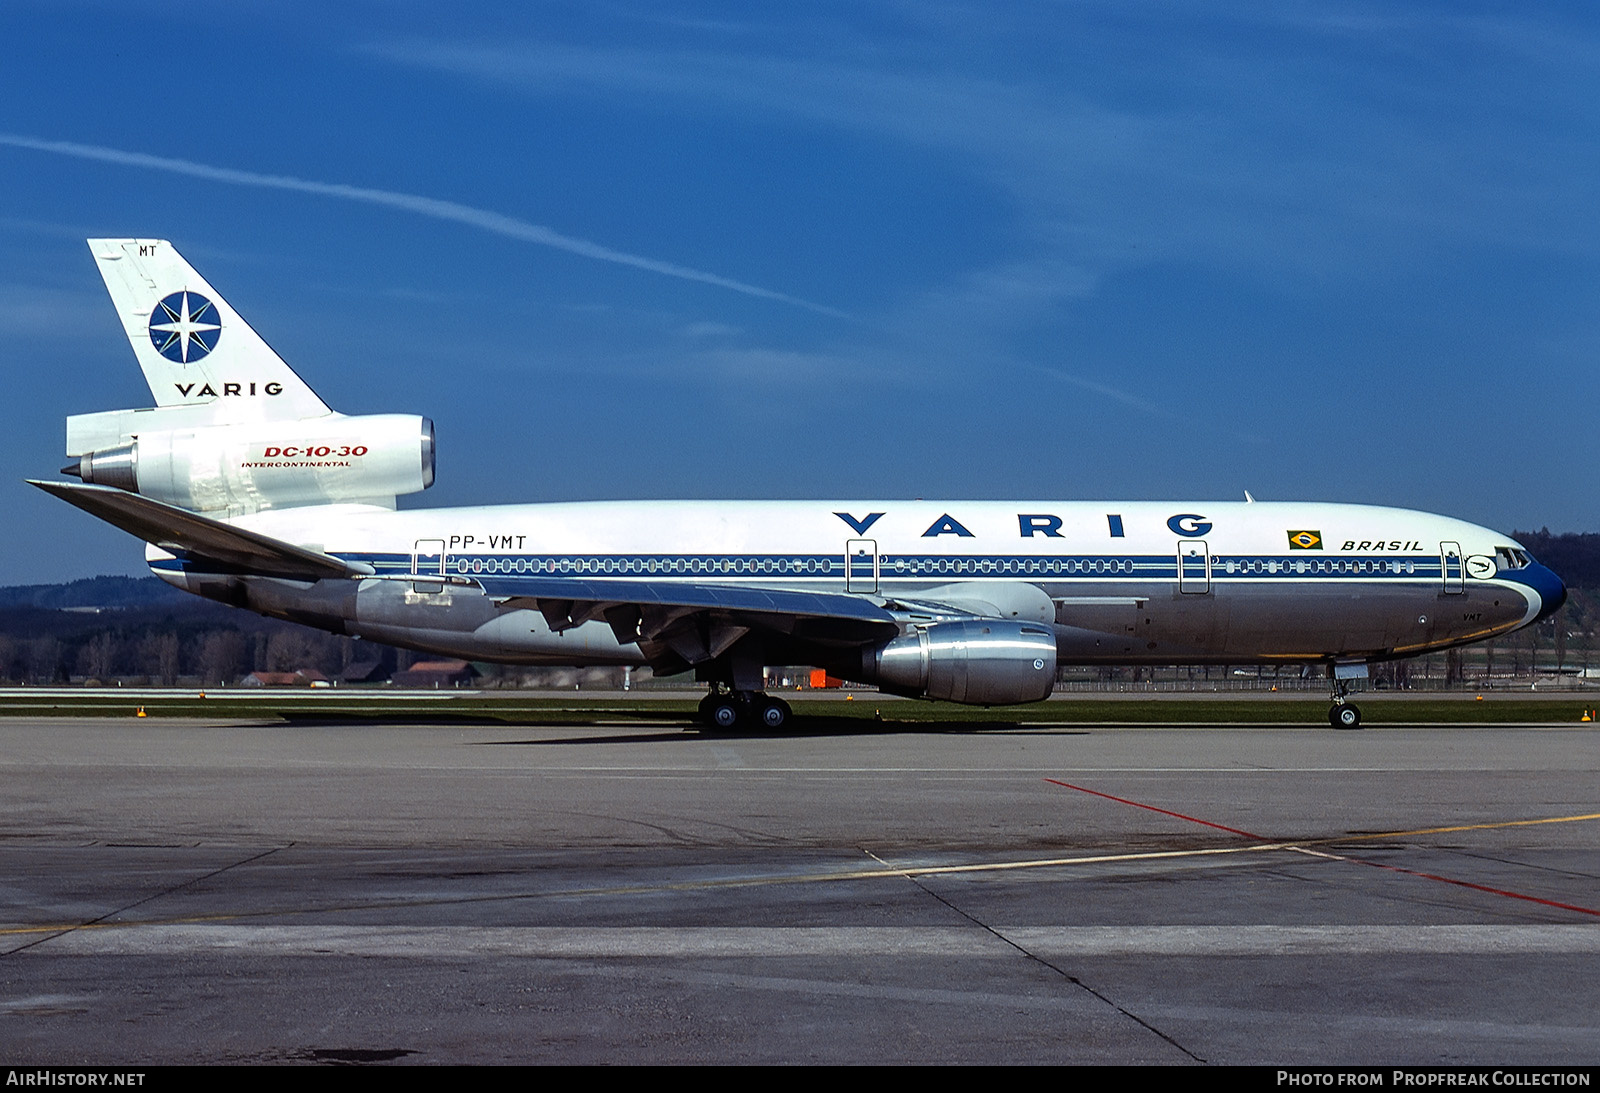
[63,412,434,513]
[858,619,1058,705]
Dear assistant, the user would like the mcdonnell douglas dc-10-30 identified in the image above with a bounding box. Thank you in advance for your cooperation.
[35,240,1567,729]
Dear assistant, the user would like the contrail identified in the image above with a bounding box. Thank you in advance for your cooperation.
[0,134,846,317]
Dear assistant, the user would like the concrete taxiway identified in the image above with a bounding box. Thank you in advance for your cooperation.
[1,715,1597,1064]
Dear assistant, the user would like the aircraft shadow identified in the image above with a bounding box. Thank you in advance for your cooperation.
[476,713,1092,745]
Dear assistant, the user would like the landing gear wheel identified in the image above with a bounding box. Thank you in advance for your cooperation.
[1330,703,1362,730]
[700,690,788,732]
[706,696,744,731]
[759,697,791,731]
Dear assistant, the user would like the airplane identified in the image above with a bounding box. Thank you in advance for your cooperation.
[34,239,1567,730]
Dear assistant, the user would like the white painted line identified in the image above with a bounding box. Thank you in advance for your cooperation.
[36,924,1600,958]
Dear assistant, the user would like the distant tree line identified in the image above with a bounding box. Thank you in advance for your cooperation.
[0,578,403,685]
[0,578,629,688]
[1513,530,1600,588]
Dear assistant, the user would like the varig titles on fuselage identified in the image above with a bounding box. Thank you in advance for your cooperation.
[818,509,1430,548]
[428,510,1439,551]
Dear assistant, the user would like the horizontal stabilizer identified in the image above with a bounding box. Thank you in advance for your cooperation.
[30,480,373,581]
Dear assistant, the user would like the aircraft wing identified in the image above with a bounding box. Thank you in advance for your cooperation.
[476,573,900,652]
[30,480,375,581]
[476,575,895,623]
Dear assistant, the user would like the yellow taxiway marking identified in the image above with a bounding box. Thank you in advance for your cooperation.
[1323,812,1600,844]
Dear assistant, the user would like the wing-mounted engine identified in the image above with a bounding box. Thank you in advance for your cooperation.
[62,410,434,514]
[857,620,1058,705]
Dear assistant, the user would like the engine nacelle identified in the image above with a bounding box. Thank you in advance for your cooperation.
[67,414,434,513]
[861,620,1058,705]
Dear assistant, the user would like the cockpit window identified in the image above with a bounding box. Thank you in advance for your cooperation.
[1494,546,1530,571]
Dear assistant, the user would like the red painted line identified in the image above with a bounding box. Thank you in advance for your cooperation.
[1043,780,1600,919]
[1043,778,1265,840]
[1297,848,1600,919]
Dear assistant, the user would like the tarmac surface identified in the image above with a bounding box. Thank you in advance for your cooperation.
[2,713,1598,1065]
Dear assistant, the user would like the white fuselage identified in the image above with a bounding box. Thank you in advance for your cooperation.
[150,498,1561,671]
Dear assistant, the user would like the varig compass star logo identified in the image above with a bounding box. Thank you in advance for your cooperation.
[149,290,222,363]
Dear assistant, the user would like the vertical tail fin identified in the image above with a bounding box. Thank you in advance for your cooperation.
[88,239,331,422]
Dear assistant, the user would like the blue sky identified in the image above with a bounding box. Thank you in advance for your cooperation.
[2,1,1597,584]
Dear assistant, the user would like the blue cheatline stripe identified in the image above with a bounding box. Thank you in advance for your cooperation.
[334,551,1451,582]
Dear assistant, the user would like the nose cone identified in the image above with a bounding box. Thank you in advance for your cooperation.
[1518,562,1567,624]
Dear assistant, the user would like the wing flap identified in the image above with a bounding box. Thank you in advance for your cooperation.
[30,480,372,581]
[475,574,900,652]
[475,573,896,622]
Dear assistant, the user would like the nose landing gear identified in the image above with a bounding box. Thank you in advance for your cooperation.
[1328,677,1362,729]
[1329,701,1362,729]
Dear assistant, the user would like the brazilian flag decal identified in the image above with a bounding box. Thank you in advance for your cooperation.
[1287,530,1323,550]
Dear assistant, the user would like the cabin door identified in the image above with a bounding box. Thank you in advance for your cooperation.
[1440,541,1464,595]
[846,539,879,593]
[412,539,446,593]
[1177,540,1211,594]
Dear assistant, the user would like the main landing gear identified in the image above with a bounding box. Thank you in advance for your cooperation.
[1328,679,1362,730]
[698,688,792,731]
